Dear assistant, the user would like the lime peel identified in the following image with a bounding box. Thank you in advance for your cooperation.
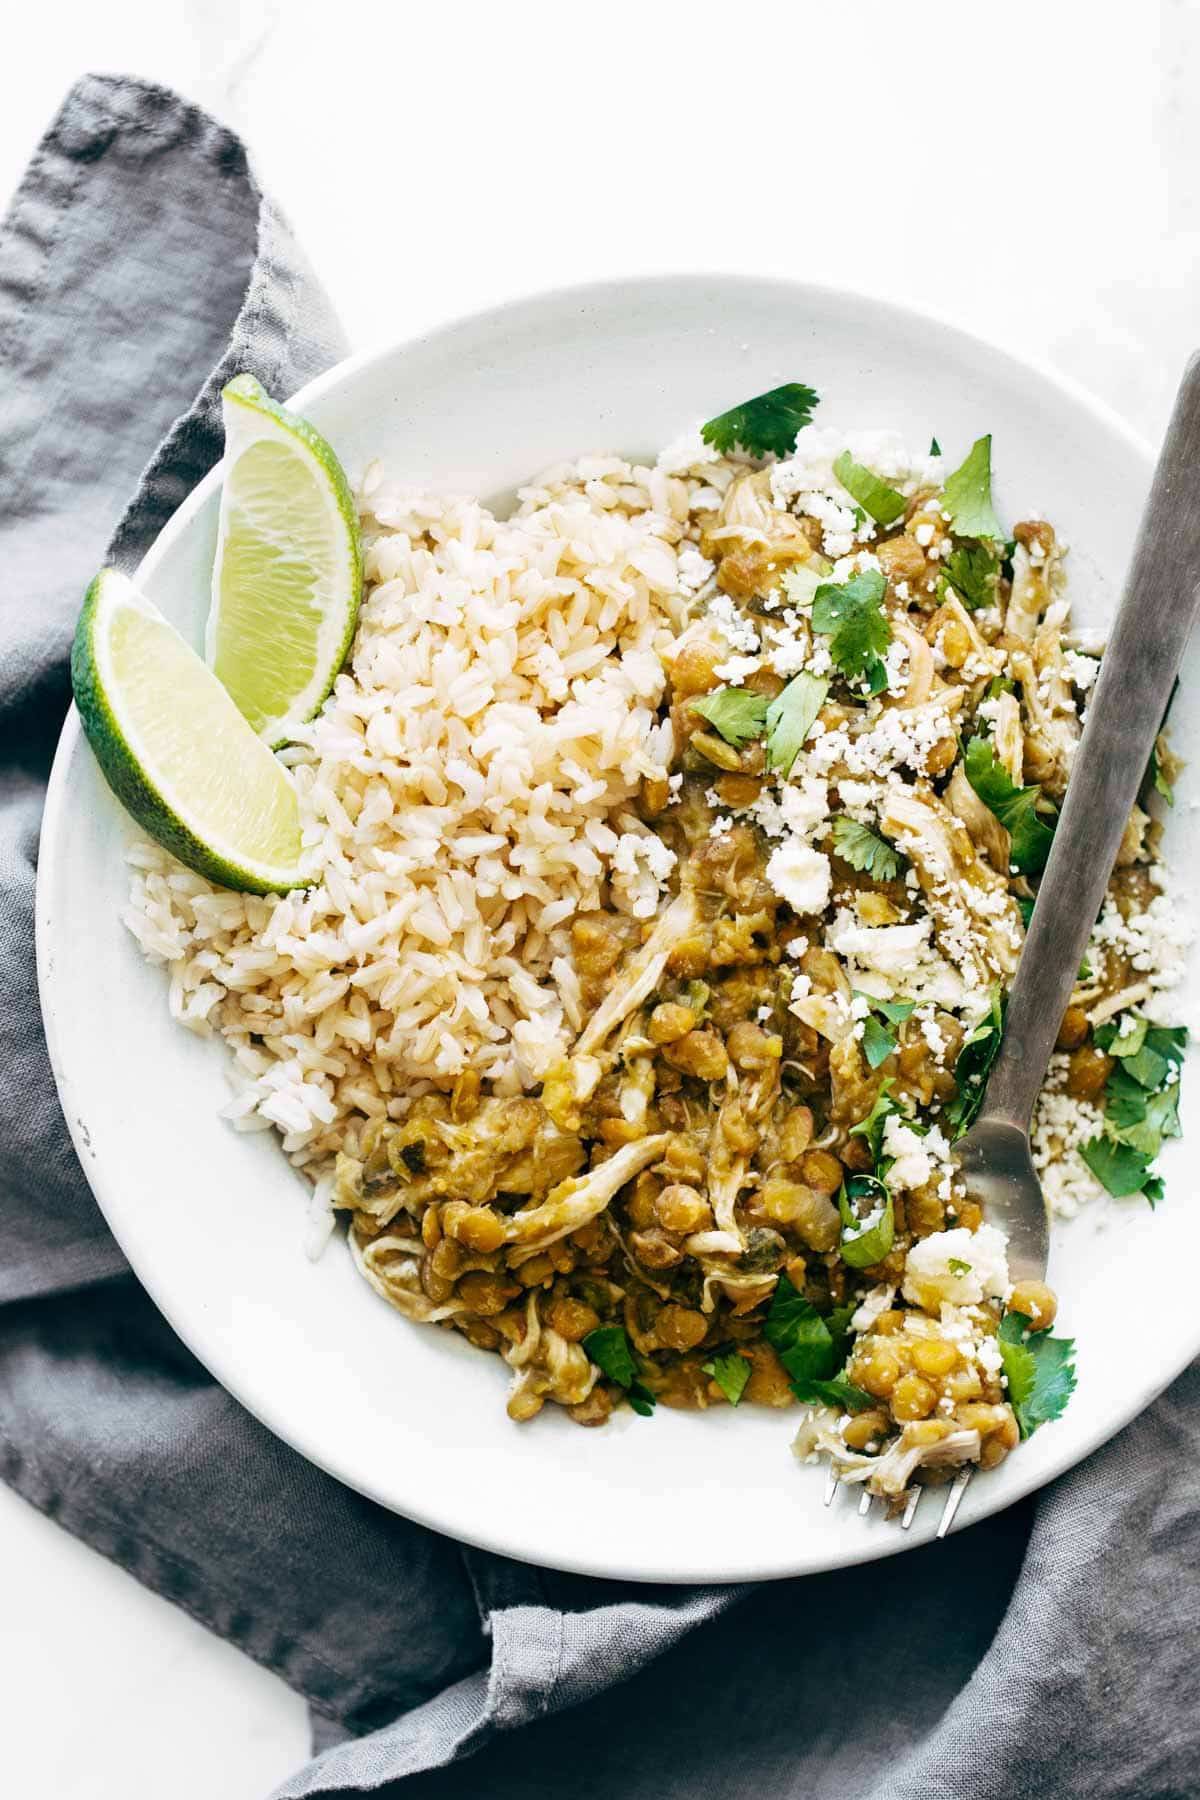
[71,569,312,894]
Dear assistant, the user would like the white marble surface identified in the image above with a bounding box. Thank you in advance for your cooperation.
[4,1,1200,1793]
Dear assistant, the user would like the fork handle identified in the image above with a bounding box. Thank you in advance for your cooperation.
[979,354,1200,1131]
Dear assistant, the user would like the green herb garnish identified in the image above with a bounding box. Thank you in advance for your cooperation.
[853,996,913,1071]
[765,672,829,776]
[848,1080,900,1161]
[1148,742,1175,806]
[943,986,1005,1138]
[941,434,1004,540]
[831,816,903,882]
[701,383,820,459]
[1079,1135,1160,1202]
[947,1257,972,1277]
[689,687,768,748]
[997,1312,1076,1438]
[964,735,1057,873]
[832,450,906,526]
[837,1173,894,1268]
[582,1326,657,1415]
[811,568,891,691]
[941,541,1001,612]
[763,1275,872,1411]
[861,1014,897,1070]
[702,1351,752,1407]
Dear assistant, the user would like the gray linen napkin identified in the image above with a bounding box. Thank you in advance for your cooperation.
[1,72,1197,1800]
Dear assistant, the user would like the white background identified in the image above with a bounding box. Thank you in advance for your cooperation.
[4,2,1200,1794]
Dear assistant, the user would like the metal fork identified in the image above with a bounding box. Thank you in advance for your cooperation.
[828,355,1200,1537]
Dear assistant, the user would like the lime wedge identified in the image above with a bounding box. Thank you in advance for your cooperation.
[72,569,310,894]
[208,374,362,748]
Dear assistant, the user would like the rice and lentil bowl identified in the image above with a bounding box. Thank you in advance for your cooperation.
[125,382,1190,1508]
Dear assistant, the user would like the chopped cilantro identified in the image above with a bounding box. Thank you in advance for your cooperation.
[852,995,914,1071]
[701,383,820,459]
[765,672,829,776]
[780,564,828,608]
[929,436,942,456]
[811,569,891,690]
[838,1173,894,1268]
[702,1351,751,1407]
[943,985,1005,1138]
[964,734,1057,873]
[941,541,1001,612]
[582,1325,656,1415]
[861,1014,897,1070]
[763,1275,872,1410]
[830,816,903,882]
[947,1257,972,1277]
[689,687,768,748]
[941,434,1004,540]
[832,450,906,526]
[997,1312,1076,1438]
[849,1081,900,1161]
[1079,1134,1158,1201]
[1148,741,1175,807]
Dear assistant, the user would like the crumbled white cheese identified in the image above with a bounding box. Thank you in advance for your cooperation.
[706,592,760,653]
[881,1115,934,1192]
[713,652,761,683]
[676,545,716,596]
[850,1284,896,1334]
[709,814,734,840]
[748,775,828,840]
[902,1225,1011,1309]
[1031,1064,1105,1219]
[765,841,831,915]
[610,831,678,919]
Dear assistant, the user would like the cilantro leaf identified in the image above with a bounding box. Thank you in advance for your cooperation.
[765,672,829,776]
[1116,1081,1181,1159]
[763,1275,872,1410]
[853,994,914,1070]
[701,383,820,459]
[849,1081,900,1161]
[943,986,1005,1138]
[998,1312,1077,1438]
[831,816,903,882]
[802,1375,875,1412]
[832,450,906,526]
[690,686,768,748]
[873,998,915,1024]
[941,434,1004,540]
[947,1257,971,1277]
[964,735,1057,873]
[811,569,891,689]
[582,1325,657,1415]
[1148,742,1175,806]
[838,1173,894,1268]
[702,1351,751,1407]
[1095,1016,1147,1058]
[780,565,827,609]
[1079,1134,1157,1199]
[942,541,1001,612]
[861,1013,897,1070]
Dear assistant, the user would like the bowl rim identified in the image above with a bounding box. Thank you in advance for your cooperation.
[37,272,1176,1583]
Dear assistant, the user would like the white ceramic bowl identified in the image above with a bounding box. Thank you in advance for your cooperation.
[37,276,1197,1583]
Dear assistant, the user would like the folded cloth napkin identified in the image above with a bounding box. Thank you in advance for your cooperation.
[2,72,1198,1800]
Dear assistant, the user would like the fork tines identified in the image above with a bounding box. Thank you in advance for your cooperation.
[822,1468,972,1535]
